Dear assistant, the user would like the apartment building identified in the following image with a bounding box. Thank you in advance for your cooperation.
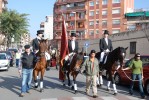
[53,0,134,48]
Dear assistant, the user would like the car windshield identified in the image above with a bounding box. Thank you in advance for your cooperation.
[0,54,6,60]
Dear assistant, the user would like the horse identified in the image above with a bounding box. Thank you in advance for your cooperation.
[95,47,128,95]
[33,39,48,92]
[62,52,84,94]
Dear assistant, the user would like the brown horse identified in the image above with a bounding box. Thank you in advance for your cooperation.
[33,39,48,92]
[62,52,84,94]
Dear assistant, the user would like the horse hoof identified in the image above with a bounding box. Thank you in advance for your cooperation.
[40,89,44,92]
[34,85,38,88]
[68,83,71,86]
[63,84,66,86]
[106,88,110,91]
[74,90,77,94]
[71,86,74,90]
[97,84,102,88]
[113,92,117,96]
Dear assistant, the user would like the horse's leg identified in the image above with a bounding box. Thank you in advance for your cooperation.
[72,73,78,94]
[62,71,67,86]
[40,68,46,92]
[67,71,71,86]
[98,71,103,87]
[33,70,38,88]
[107,70,111,91]
[111,70,117,95]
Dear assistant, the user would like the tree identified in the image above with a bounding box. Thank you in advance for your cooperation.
[0,9,29,47]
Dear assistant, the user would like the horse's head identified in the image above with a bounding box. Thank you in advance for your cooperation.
[117,47,128,65]
[39,39,48,56]
[71,52,84,72]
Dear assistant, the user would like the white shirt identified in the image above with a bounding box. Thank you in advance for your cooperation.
[71,40,75,50]
[104,38,108,45]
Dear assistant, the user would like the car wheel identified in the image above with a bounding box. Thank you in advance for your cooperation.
[114,73,121,85]
[6,66,9,71]
[145,81,149,95]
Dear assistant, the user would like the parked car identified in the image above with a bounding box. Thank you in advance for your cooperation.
[8,48,18,53]
[0,53,10,71]
[0,51,14,67]
[112,55,149,94]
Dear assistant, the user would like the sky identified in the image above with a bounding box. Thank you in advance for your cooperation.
[7,0,149,39]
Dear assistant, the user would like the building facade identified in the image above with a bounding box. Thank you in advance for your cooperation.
[53,0,134,49]
[40,16,53,40]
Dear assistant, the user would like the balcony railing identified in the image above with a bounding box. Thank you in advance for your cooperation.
[55,0,86,5]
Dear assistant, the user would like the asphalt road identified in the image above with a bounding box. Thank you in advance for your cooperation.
[0,66,148,100]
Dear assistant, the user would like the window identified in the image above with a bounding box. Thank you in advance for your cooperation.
[102,0,108,5]
[70,13,75,17]
[127,24,136,31]
[96,30,99,34]
[102,20,107,25]
[130,42,136,54]
[112,19,120,25]
[112,0,120,3]
[112,9,120,14]
[89,11,94,16]
[96,10,99,14]
[96,0,99,4]
[89,1,94,6]
[102,10,107,15]
[112,29,120,34]
[89,21,94,26]
[96,20,99,24]
[89,30,94,35]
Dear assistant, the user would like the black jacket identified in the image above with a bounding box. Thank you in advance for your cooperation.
[21,52,36,69]
[32,38,40,51]
[99,38,113,52]
[68,40,78,53]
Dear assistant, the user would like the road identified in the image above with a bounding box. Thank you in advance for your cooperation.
[0,67,148,100]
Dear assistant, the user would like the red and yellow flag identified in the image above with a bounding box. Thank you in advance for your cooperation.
[59,16,68,80]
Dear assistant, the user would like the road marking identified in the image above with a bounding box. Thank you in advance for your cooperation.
[41,98,57,100]
[100,97,118,100]
[72,97,90,100]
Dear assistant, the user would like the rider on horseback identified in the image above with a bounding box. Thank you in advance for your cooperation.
[32,30,50,70]
[63,32,78,71]
[99,30,113,66]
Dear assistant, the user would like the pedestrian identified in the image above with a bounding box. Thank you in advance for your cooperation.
[80,50,99,98]
[18,45,36,97]
[122,53,146,99]
[15,50,21,68]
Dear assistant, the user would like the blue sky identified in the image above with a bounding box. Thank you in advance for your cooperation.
[7,0,149,39]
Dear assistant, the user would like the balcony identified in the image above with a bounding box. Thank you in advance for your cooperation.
[55,0,86,5]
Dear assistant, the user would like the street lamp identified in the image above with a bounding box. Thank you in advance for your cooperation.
[71,12,76,33]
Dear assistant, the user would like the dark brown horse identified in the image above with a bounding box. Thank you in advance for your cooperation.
[62,52,84,93]
[33,39,48,92]
[95,47,128,95]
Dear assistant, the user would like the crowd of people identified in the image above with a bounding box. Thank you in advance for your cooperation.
[14,29,146,99]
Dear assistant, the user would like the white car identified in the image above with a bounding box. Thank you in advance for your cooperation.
[0,53,10,71]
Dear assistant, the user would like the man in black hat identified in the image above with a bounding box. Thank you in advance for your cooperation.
[68,32,78,53]
[99,30,113,64]
[32,30,44,53]
[18,44,36,97]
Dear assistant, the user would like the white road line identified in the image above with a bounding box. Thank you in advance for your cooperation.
[100,96,119,100]
[72,97,90,100]
[41,98,58,100]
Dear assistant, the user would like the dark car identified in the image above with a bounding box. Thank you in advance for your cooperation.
[113,55,149,94]
[8,48,18,53]
[0,51,14,67]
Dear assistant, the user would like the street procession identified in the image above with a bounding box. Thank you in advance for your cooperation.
[0,0,149,100]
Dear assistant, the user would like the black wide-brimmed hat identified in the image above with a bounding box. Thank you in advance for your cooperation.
[104,30,109,35]
[135,53,141,57]
[24,45,30,49]
[71,32,76,37]
[36,30,44,35]
[90,50,96,54]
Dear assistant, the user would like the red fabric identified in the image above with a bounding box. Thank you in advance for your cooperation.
[59,17,69,80]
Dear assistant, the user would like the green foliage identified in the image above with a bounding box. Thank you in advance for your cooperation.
[0,9,29,46]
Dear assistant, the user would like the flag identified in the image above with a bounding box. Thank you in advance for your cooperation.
[59,16,68,80]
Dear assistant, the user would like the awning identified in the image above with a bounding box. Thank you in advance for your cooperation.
[125,11,149,17]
